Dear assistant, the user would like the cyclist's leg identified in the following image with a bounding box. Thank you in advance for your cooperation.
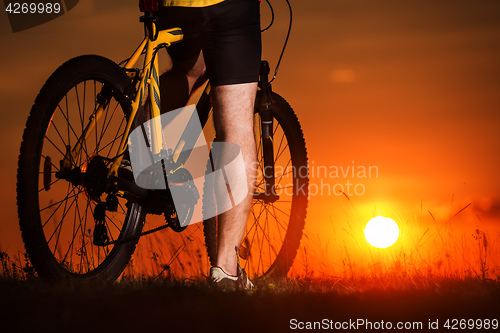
[211,83,258,276]
[157,0,261,278]
[157,7,207,112]
[159,51,206,112]
[201,0,261,277]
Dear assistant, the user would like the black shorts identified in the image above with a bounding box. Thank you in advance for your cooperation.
[157,0,261,86]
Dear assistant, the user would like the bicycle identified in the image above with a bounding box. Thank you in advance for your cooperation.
[16,0,308,283]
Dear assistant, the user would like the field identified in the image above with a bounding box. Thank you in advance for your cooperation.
[1,209,499,333]
[0,275,498,332]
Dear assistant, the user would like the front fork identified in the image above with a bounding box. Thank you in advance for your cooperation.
[255,61,279,202]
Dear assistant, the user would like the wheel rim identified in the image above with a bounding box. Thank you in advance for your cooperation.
[37,79,130,275]
[238,112,306,279]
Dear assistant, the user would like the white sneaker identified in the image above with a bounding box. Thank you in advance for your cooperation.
[209,264,254,291]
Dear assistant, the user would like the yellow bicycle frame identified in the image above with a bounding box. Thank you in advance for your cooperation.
[60,26,184,179]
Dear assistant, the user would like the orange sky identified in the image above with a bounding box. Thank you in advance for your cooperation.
[1,0,499,277]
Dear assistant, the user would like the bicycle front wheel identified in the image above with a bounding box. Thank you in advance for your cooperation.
[17,55,145,282]
[203,91,309,280]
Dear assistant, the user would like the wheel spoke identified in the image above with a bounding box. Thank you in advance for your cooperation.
[48,118,69,150]
[39,190,79,214]
[41,188,81,227]
[61,190,87,267]
[47,185,79,250]
[19,64,140,280]
[57,103,79,149]
[43,134,67,158]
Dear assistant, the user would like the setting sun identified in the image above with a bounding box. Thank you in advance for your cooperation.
[364,216,400,248]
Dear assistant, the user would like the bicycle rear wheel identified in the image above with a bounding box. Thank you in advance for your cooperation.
[203,91,308,279]
[17,55,145,282]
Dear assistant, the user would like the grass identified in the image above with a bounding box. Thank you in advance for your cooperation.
[289,196,500,283]
[0,273,498,333]
[2,197,499,285]
[1,197,499,332]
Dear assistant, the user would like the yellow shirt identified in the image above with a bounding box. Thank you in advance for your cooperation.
[162,0,224,7]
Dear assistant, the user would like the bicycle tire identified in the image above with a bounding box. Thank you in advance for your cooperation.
[203,91,308,280]
[17,55,145,282]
